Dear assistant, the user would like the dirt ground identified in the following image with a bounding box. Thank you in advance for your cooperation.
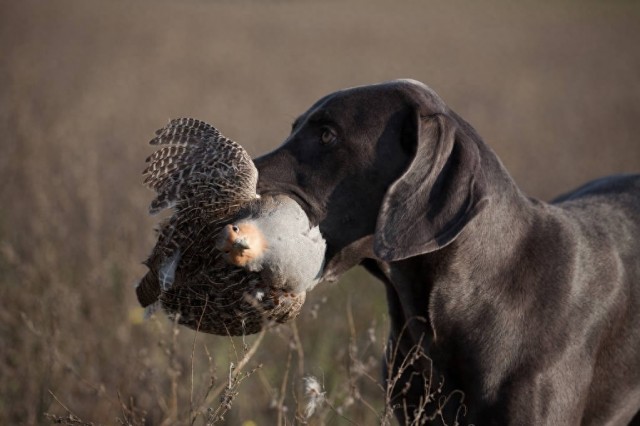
[1,1,639,424]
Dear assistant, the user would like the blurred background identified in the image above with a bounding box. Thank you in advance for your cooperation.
[1,0,639,424]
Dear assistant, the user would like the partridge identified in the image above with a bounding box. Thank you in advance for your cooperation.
[136,118,325,335]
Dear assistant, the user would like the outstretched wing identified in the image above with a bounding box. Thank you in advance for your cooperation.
[143,118,259,217]
[138,118,258,308]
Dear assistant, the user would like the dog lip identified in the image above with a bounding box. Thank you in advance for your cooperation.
[258,186,318,222]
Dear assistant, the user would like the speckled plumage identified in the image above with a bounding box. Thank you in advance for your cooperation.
[143,117,258,215]
[136,118,322,335]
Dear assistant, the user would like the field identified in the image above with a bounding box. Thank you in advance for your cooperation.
[1,1,639,424]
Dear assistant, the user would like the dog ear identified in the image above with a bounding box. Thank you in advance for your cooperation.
[374,113,488,262]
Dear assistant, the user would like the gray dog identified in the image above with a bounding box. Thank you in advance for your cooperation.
[254,79,640,425]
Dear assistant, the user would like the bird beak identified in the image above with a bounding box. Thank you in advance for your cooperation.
[232,238,250,250]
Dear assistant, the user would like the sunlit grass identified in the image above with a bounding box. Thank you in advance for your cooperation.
[1,0,639,424]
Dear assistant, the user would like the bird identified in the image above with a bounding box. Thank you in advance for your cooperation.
[216,195,326,289]
[216,222,267,270]
[136,118,325,335]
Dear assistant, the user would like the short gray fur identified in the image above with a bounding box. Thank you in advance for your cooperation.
[253,79,640,425]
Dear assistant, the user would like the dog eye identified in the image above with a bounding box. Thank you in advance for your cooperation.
[320,128,336,145]
[232,225,239,233]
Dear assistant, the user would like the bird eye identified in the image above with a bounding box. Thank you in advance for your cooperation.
[320,128,336,145]
[232,225,239,233]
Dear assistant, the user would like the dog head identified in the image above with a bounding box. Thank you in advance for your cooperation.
[255,79,488,280]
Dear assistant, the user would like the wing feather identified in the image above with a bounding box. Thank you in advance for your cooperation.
[143,118,258,216]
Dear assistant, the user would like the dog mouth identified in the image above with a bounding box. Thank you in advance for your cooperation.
[258,185,321,226]
[257,184,334,281]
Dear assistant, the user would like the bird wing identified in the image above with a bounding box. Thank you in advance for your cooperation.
[143,117,259,217]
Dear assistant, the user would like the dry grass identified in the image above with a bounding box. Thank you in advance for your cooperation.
[1,0,639,424]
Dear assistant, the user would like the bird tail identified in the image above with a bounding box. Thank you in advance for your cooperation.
[135,248,182,309]
[135,269,161,308]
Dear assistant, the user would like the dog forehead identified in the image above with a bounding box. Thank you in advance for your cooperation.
[295,85,406,130]
[299,80,446,124]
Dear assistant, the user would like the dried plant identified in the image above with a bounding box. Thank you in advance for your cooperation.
[302,376,325,420]
[2,2,638,425]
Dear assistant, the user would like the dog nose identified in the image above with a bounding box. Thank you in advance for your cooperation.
[254,150,297,194]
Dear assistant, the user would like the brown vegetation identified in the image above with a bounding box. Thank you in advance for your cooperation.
[1,0,639,424]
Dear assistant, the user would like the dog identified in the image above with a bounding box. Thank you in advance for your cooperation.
[254,79,640,425]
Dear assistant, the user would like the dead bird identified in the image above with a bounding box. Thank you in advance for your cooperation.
[136,118,325,335]
[216,196,325,290]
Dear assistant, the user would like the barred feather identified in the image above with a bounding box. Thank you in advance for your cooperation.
[136,118,306,336]
[143,117,258,216]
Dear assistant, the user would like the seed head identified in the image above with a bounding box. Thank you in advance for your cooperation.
[302,376,325,419]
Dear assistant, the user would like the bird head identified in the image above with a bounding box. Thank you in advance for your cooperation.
[216,222,267,269]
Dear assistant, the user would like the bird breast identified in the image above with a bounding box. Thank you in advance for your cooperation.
[232,196,327,293]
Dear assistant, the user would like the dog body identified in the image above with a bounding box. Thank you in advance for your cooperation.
[254,80,640,425]
[380,174,640,425]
